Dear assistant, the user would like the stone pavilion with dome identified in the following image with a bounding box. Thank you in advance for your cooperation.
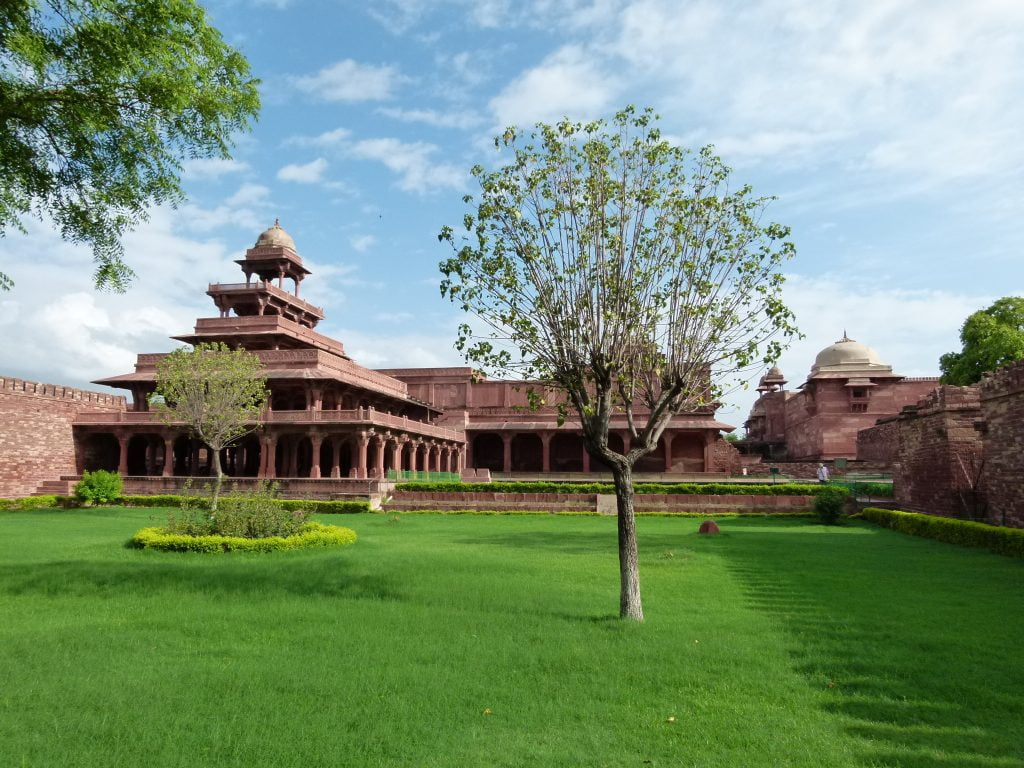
[744,333,939,460]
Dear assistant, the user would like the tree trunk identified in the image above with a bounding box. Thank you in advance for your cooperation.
[610,463,644,621]
[210,445,224,512]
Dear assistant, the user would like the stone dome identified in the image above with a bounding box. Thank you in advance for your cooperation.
[254,219,297,252]
[811,332,890,374]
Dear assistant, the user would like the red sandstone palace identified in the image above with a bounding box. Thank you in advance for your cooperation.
[744,333,939,460]
[63,223,736,491]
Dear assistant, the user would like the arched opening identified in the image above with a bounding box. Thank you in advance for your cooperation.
[634,436,667,473]
[670,432,705,473]
[274,434,312,477]
[511,433,542,472]
[472,433,503,471]
[82,433,119,472]
[550,433,584,472]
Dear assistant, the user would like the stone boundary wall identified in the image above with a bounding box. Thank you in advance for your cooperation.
[741,458,892,479]
[122,475,385,502]
[710,439,742,474]
[979,360,1024,527]
[856,418,900,463]
[0,376,126,498]
[385,490,814,514]
[893,385,983,520]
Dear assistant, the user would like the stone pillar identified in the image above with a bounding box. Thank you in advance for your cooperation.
[163,436,174,477]
[144,439,155,476]
[374,434,386,478]
[457,446,466,472]
[664,432,674,473]
[703,431,714,474]
[74,435,87,475]
[310,434,322,478]
[117,433,129,476]
[582,442,590,473]
[540,432,552,473]
[502,434,512,474]
[466,437,474,471]
[356,431,369,479]
[190,441,200,476]
[410,440,420,473]
[331,438,342,479]
[391,440,403,475]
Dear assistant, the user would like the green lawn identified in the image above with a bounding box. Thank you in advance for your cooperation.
[1,509,1022,768]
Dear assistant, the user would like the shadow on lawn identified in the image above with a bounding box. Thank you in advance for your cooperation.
[0,553,403,602]
[718,522,1024,768]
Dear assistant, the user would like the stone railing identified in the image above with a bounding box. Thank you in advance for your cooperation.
[208,282,325,317]
[74,408,464,442]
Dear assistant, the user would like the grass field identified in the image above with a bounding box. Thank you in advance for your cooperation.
[1,508,1022,767]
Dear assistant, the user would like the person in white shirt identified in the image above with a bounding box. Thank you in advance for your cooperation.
[816,463,830,483]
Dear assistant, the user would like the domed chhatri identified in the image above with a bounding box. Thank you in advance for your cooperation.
[254,218,297,253]
[811,331,891,374]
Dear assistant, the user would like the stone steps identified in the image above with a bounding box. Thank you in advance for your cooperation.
[33,477,78,496]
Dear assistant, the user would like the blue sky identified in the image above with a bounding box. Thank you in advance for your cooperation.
[1,0,1023,428]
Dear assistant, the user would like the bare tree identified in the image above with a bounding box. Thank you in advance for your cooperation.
[439,107,798,621]
[154,342,268,511]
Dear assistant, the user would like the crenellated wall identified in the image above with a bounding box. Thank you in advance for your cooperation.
[979,360,1024,527]
[0,377,126,497]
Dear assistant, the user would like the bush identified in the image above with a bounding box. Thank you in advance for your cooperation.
[215,484,308,538]
[0,495,61,511]
[812,487,850,525]
[74,470,123,505]
[860,507,1024,558]
[127,521,357,553]
[395,481,828,496]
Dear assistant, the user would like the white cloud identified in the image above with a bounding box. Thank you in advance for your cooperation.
[277,158,329,183]
[351,138,464,194]
[181,157,250,180]
[489,45,620,128]
[226,183,271,206]
[349,234,377,253]
[377,107,484,130]
[285,128,352,148]
[294,59,403,102]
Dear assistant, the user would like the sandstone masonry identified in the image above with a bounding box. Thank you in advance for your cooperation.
[979,360,1024,527]
[0,377,125,498]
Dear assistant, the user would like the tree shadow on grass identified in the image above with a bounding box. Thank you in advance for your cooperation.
[718,523,1024,767]
[0,552,403,602]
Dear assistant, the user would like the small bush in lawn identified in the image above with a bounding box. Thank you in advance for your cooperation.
[215,482,308,539]
[813,487,850,525]
[74,470,123,505]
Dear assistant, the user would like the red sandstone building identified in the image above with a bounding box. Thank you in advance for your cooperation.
[52,223,737,494]
[744,333,939,461]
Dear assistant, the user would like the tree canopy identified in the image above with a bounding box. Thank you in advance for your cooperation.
[439,107,797,620]
[0,0,260,291]
[940,297,1024,385]
[154,342,268,510]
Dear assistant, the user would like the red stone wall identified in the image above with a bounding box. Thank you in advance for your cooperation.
[979,360,1024,527]
[710,438,741,474]
[856,418,900,463]
[0,377,126,497]
[892,386,983,519]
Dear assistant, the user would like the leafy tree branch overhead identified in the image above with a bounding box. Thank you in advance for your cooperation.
[0,0,260,291]
[439,107,798,620]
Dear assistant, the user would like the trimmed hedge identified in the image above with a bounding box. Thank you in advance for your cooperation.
[392,508,814,518]
[395,481,831,496]
[127,521,358,553]
[117,495,370,514]
[0,495,60,511]
[861,507,1024,559]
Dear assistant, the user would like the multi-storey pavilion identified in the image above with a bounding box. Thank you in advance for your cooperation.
[73,223,466,482]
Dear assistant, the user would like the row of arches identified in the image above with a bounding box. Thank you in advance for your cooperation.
[77,430,463,479]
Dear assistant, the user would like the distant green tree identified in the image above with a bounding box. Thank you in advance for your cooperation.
[0,0,260,291]
[154,343,268,511]
[939,297,1024,385]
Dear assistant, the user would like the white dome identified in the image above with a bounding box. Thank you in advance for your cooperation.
[254,219,297,252]
[811,333,890,374]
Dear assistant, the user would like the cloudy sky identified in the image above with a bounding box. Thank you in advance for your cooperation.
[2,0,1022,428]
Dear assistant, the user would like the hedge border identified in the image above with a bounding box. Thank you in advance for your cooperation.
[389,508,815,518]
[127,521,358,553]
[860,507,1024,559]
[394,481,836,496]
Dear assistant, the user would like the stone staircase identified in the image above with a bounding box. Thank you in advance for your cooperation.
[33,475,80,496]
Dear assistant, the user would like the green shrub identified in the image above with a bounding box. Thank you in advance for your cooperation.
[215,484,309,538]
[860,507,1024,558]
[74,470,123,505]
[394,481,826,496]
[127,521,357,553]
[0,495,61,511]
[116,493,369,514]
[812,487,850,525]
